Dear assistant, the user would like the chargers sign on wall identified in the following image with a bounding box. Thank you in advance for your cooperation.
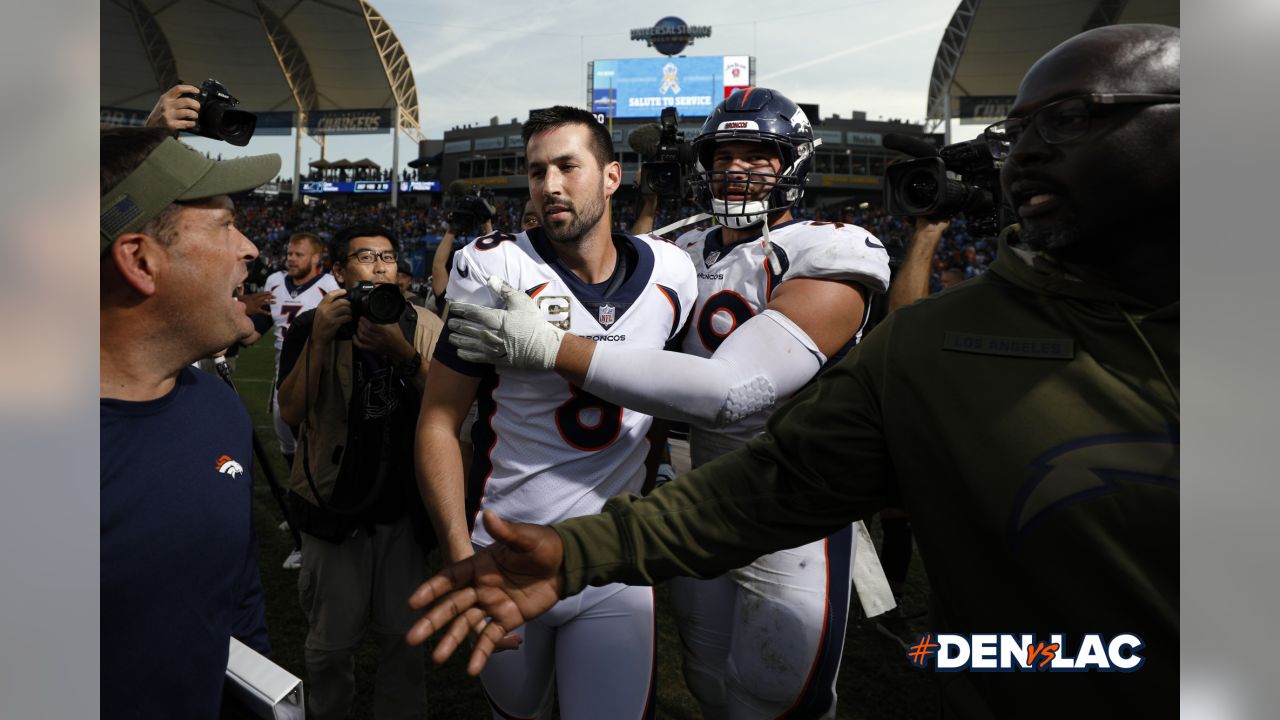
[590,55,752,120]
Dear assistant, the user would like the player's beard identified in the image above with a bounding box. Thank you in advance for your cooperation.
[541,190,605,246]
[288,259,316,282]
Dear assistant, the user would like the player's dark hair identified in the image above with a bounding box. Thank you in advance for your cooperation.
[522,106,614,169]
[330,224,399,265]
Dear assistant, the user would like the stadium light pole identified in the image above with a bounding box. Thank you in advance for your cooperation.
[943,86,952,145]
[391,105,400,208]
[292,110,303,205]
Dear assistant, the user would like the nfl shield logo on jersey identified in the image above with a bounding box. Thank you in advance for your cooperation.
[597,303,616,328]
[705,251,720,266]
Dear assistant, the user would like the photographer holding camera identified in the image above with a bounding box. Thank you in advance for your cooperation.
[882,131,1005,311]
[146,80,256,146]
[275,224,441,720]
[626,107,697,236]
[429,183,495,314]
[887,215,951,311]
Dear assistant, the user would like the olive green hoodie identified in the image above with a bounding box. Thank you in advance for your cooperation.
[555,228,1178,717]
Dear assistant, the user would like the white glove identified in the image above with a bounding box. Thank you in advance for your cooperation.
[446,275,566,370]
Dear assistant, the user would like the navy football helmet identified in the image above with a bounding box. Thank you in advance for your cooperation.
[689,88,818,229]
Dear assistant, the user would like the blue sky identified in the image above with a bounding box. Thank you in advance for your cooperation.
[184,0,982,171]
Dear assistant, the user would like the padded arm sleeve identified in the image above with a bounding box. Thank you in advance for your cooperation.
[583,309,824,427]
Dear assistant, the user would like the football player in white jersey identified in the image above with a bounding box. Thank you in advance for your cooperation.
[252,232,338,569]
[415,106,697,719]
[257,232,340,461]
[442,89,894,719]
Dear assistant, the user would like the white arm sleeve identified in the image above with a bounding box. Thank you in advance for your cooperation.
[582,309,825,428]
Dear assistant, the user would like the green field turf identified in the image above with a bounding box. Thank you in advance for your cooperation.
[229,337,938,718]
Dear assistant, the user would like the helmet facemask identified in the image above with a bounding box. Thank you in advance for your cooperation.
[690,133,813,229]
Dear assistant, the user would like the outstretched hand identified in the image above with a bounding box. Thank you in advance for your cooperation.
[445,276,565,370]
[405,511,565,675]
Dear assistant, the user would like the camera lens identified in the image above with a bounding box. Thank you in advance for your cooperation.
[897,167,941,213]
[215,109,256,147]
[647,162,681,196]
[365,284,406,324]
[903,171,938,206]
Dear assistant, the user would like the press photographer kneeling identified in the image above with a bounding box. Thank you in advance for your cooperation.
[276,223,442,720]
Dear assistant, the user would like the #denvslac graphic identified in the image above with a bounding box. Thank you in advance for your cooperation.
[906,632,1145,672]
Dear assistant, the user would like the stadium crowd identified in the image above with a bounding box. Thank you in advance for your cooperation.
[235,194,993,290]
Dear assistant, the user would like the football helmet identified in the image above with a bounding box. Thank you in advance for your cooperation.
[690,88,818,229]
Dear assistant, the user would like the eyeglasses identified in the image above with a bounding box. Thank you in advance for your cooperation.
[346,249,398,264]
[984,93,1180,160]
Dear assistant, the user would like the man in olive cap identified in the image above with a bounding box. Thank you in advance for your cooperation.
[100,127,282,719]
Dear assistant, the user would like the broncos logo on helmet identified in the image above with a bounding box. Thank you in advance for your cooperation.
[689,87,820,230]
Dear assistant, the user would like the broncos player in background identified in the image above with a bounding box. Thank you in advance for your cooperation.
[445,88,893,719]
[248,231,339,570]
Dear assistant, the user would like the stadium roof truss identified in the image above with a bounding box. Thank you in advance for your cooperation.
[924,0,1179,133]
[102,0,424,141]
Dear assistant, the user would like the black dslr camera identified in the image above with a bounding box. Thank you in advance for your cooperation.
[640,107,696,198]
[445,184,496,234]
[883,135,1009,236]
[338,281,405,338]
[181,79,257,147]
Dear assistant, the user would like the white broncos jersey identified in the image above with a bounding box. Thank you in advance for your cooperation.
[437,227,698,547]
[675,219,891,451]
[263,270,339,358]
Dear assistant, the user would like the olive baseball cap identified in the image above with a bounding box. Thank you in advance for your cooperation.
[100,136,281,252]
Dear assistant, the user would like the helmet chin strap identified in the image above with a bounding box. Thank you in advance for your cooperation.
[705,203,785,276]
[759,218,782,275]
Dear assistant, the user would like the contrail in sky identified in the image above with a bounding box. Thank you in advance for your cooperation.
[759,22,947,81]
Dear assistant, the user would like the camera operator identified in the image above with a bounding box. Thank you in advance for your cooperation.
[429,184,495,314]
[888,215,952,311]
[626,109,695,236]
[275,224,442,720]
[627,167,660,235]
